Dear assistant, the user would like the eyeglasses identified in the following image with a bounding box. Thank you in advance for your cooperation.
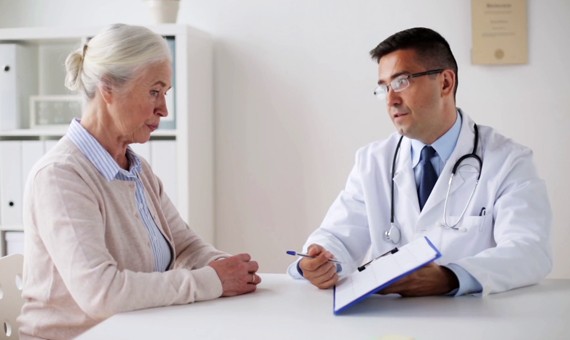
[373,69,444,100]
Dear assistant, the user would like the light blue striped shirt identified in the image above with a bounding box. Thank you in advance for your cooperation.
[67,119,172,272]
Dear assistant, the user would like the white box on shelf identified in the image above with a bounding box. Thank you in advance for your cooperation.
[5,231,24,255]
[0,43,38,130]
[29,95,82,129]
[150,140,177,206]
[0,141,23,227]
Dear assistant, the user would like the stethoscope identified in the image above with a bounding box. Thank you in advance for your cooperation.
[384,123,482,244]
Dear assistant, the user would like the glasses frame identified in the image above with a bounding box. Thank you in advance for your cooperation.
[374,68,445,100]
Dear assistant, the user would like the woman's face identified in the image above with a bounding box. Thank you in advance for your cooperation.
[108,60,172,145]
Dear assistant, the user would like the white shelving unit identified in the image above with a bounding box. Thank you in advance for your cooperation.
[0,24,214,256]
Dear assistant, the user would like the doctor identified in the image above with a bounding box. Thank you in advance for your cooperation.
[288,27,552,296]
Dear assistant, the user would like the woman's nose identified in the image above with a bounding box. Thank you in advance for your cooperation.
[156,95,169,117]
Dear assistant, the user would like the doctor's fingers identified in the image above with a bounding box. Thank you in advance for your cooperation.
[302,261,338,288]
[378,274,412,295]
[307,244,332,257]
[378,264,450,297]
[309,265,338,289]
[299,253,334,272]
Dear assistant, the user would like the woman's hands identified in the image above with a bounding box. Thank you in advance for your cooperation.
[209,253,261,296]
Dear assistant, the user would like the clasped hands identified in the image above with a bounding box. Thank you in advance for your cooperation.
[299,244,458,296]
[209,253,261,297]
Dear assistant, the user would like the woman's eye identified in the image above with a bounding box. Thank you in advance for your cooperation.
[150,90,160,97]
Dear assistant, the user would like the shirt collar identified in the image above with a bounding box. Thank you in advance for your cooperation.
[411,110,462,167]
[67,118,142,181]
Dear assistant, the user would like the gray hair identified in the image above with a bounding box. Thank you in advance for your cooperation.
[65,23,171,101]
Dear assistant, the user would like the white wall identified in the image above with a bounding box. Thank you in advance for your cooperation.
[1,0,568,278]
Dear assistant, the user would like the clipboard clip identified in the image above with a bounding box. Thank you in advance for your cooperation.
[357,247,399,272]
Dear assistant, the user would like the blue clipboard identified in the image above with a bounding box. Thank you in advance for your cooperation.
[333,236,441,314]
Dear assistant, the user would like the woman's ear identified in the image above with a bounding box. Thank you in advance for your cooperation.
[98,76,115,104]
[441,69,456,96]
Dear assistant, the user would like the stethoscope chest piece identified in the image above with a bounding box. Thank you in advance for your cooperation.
[384,223,401,244]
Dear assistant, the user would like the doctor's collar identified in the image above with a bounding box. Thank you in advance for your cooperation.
[410,112,462,167]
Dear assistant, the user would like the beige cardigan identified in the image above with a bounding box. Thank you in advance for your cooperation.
[19,136,228,339]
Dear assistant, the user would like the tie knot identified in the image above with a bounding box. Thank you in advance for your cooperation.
[420,146,436,162]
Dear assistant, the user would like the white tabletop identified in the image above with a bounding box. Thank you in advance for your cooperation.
[79,274,570,340]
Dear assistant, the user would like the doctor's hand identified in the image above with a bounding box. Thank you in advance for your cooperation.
[377,262,459,297]
[209,253,261,297]
[299,244,338,289]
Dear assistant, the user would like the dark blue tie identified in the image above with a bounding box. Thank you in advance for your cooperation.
[418,146,438,210]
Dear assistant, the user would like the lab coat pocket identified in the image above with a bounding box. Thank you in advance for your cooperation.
[455,215,489,233]
[438,215,493,261]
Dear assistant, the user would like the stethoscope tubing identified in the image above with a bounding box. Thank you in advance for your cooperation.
[385,123,482,243]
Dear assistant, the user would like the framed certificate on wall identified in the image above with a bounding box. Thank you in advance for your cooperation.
[471,0,528,65]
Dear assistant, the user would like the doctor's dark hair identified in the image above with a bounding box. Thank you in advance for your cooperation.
[65,23,171,103]
[370,27,459,98]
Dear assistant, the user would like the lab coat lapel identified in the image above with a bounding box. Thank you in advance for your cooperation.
[392,137,421,217]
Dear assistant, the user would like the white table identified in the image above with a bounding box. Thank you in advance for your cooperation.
[79,274,570,340]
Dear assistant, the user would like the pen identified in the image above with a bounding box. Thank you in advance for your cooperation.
[479,207,486,216]
[286,250,341,264]
[357,247,399,272]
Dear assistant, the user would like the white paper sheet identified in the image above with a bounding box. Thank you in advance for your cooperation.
[334,236,441,314]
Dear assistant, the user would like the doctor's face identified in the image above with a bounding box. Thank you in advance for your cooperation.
[377,49,451,145]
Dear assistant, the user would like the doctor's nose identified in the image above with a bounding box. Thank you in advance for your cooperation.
[385,87,403,107]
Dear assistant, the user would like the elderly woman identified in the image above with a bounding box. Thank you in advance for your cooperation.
[18,24,260,339]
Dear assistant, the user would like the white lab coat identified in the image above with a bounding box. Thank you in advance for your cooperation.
[289,112,552,295]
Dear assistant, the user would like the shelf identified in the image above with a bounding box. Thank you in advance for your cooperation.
[0,128,177,139]
[0,225,24,232]
[0,26,94,44]
[0,24,208,44]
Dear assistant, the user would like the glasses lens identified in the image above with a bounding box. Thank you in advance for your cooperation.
[391,76,410,92]
[374,85,388,100]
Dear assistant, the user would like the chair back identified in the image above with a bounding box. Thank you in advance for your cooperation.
[0,254,24,340]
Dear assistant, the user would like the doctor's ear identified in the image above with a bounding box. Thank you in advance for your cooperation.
[440,69,456,97]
